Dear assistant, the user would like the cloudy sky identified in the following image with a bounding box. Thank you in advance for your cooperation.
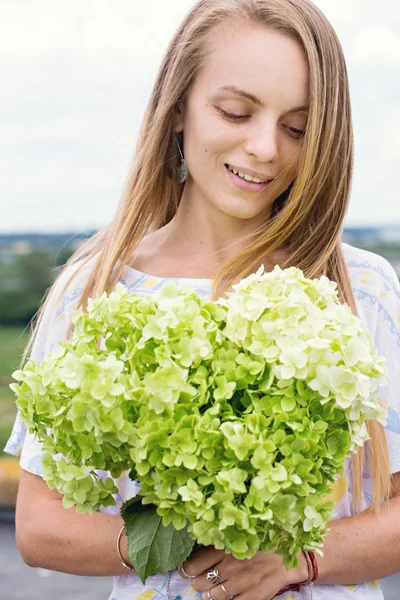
[2,0,400,232]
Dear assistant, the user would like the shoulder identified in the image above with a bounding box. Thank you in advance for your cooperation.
[31,256,100,359]
[342,242,400,296]
[342,243,400,345]
[46,254,105,319]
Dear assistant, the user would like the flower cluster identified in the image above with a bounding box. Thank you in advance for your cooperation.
[11,266,387,567]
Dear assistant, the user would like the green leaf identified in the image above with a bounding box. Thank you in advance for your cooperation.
[121,494,143,512]
[122,501,194,583]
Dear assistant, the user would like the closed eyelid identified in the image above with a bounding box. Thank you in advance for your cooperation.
[216,107,249,119]
[282,114,308,129]
[218,107,305,127]
[216,106,308,131]
[219,111,305,138]
[216,105,307,133]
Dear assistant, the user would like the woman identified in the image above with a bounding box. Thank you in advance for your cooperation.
[5,0,400,599]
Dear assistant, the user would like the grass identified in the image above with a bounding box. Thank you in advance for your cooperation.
[0,326,30,456]
[0,325,30,377]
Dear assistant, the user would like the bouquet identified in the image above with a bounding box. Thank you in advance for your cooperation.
[11,266,387,582]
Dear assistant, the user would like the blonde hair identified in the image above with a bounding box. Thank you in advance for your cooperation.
[24,0,390,512]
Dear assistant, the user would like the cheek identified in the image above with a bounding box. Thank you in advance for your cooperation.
[185,125,225,176]
[184,105,234,155]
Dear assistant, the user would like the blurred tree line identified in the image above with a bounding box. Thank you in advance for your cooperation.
[0,245,75,325]
[0,234,399,327]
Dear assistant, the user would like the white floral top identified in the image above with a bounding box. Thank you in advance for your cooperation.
[5,243,400,600]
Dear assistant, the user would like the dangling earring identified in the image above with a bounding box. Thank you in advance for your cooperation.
[175,134,188,183]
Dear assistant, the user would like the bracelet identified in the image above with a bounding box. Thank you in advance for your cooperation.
[117,525,135,573]
[273,550,318,598]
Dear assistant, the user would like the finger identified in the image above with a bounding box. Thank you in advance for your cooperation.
[202,589,222,600]
[201,582,237,600]
[183,547,225,579]
[190,564,227,593]
[178,563,196,581]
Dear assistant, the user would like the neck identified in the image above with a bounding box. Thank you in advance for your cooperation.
[166,181,275,270]
[130,181,289,280]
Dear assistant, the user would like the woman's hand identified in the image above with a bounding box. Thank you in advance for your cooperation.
[178,547,308,600]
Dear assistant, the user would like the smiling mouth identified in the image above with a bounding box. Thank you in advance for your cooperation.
[225,164,273,184]
[225,164,274,190]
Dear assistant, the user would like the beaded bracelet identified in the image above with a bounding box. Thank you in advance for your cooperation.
[117,525,135,573]
[273,550,318,598]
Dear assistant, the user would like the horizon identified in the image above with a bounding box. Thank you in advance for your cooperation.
[0,224,400,236]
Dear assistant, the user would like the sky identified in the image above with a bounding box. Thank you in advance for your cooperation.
[1,0,400,233]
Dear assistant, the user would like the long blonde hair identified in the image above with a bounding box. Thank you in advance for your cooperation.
[24,0,389,511]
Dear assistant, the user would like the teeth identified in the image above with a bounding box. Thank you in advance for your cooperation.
[228,165,268,184]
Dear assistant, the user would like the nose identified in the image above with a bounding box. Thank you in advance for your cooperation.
[243,121,279,163]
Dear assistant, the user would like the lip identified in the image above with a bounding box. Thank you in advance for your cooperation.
[225,164,273,193]
[225,163,273,181]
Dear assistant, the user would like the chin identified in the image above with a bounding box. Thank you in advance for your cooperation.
[217,196,273,221]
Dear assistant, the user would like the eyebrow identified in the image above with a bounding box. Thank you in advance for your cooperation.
[217,85,309,113]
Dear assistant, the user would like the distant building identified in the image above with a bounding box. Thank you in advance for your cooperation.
[343,226,400,246]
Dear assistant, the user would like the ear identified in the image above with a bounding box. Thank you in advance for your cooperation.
[173,102,185,133]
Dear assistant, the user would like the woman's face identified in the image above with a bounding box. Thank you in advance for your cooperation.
[174,21,310,223]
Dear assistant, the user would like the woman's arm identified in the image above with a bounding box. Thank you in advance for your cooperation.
[17,467,400,585]
[316,471,400,584]
[16,469,133,576]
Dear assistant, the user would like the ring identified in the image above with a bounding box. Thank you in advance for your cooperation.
[181,564,194,579]
[207,592,216,600]
[220,583,235,600]
[206,567,222,586]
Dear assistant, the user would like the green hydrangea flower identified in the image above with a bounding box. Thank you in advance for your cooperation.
[11,268,387,569]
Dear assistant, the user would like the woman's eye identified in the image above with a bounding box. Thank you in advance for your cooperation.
[287,126,305,139]
[219,109,249,122]
[219,109,305,136]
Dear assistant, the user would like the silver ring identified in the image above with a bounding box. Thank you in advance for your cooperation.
[207,591,216,600]
[220,583,235,600]
[181,564,194,579]
[206,567,222,585]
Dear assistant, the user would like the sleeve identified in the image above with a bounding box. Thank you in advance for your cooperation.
[3,260,90,476]
[345,245,400,475]
[371,259,400,474]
